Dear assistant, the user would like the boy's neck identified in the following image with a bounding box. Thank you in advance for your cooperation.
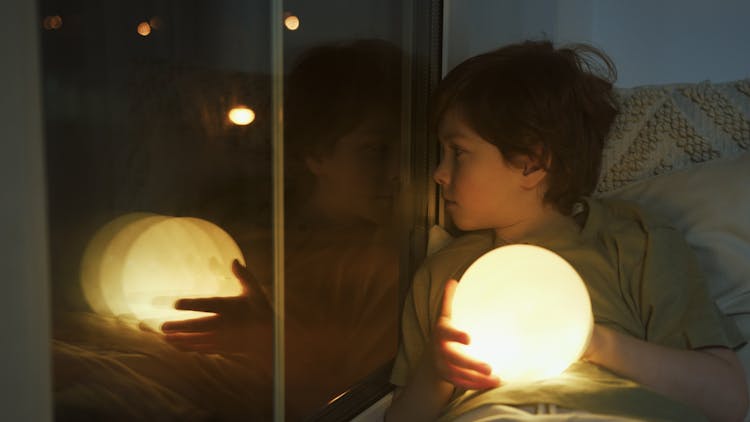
[493,204,577,245]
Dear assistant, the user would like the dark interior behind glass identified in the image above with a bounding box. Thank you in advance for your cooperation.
[41,0,441,420]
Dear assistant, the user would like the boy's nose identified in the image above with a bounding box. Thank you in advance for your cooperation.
[433,160,449,186]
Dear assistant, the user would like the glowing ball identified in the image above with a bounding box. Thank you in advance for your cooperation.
[81,214,245,330]
[451,244,593,384]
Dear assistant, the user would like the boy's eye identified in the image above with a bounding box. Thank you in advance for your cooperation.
[452,146,467,157]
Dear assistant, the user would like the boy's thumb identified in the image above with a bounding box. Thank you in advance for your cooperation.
[441,279,459,318]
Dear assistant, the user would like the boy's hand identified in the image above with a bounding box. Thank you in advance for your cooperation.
[431,279,501,390]
[160,259,274,354]
[581,324,612,364]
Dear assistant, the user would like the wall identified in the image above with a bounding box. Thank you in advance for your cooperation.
[444,0,750,87]
[0,0,53,421]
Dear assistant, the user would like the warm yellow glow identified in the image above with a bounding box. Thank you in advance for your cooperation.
[81,213,157,317]
[451,244,593,384]
[43,15,63,30]
[228,106,256,125]
[137,21,152,36]
[284,15,300,31]
[81,214,245,330]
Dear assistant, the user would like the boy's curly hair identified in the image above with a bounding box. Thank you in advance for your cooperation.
[433,40,618,215]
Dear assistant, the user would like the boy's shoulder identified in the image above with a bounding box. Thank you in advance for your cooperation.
[585,196,676,237]
[414,229,495,288]
[410,229,496,318]
[582,196,687,270]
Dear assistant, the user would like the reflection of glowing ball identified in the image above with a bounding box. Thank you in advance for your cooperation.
[43,15,63,30]
[137,21,151,36]
[284,15,300,31]
[81,214,244,330]
[451,244,593,384]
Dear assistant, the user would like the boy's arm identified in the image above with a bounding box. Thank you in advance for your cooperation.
[585,324,748,422]
[386,279,500,422]
[385,355,455,422]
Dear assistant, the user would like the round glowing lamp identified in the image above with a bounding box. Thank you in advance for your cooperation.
[81,214,245,330]
[451,244,593,384]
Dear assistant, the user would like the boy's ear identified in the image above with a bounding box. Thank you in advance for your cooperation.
[518,153,548,190]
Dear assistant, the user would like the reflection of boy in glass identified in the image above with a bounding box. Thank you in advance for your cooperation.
[162,39,403,418]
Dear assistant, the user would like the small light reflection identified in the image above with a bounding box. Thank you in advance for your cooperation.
[327,389,349,405]
[284,14,300,31]
[228,106,256,126]
[137,21,151,37]
[43,15,63,30]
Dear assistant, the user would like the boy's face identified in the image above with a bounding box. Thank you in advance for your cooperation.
[306,113,399,225]
[434,110,530,232]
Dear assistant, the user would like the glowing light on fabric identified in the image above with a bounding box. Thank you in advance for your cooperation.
[451,244,593,384]
[81,214,244,330]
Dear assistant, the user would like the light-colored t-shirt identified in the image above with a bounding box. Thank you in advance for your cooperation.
[390,197,745,421]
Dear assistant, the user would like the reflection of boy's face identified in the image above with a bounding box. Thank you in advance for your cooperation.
[306,115,398,225]
[434,110,529,232]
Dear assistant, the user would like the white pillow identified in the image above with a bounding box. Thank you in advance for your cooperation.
[603,152,750,421]
[603,152,750,315]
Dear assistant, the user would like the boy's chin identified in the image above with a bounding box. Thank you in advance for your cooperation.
[451,218,481,232]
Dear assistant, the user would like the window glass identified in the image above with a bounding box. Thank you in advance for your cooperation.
[280,5,405,416]
[41,0,414,420]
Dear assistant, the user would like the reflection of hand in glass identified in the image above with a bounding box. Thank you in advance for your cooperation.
[161,259,273,355]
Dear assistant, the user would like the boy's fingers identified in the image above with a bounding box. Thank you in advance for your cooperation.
[161,315,220,333]
[232,260,271,303]
[436,320,470,345]
[442,343,493,375]
[231,259,252,289]
[441,363,500,390]
[174,297,227,313]
[440,279,459,318]
[451,373,501,391]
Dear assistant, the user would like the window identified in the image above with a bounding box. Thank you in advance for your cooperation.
[41,0,441,420]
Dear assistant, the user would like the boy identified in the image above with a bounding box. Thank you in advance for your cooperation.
[385,41,747,421]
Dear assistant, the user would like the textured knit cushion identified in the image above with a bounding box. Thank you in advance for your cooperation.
[596,79,750,195]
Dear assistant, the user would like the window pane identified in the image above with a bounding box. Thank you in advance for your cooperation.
[42,1,420,420]
[279,2,408,418]
[43,1,276,419]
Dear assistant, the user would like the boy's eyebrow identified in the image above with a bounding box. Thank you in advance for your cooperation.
[437,131,466,144]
